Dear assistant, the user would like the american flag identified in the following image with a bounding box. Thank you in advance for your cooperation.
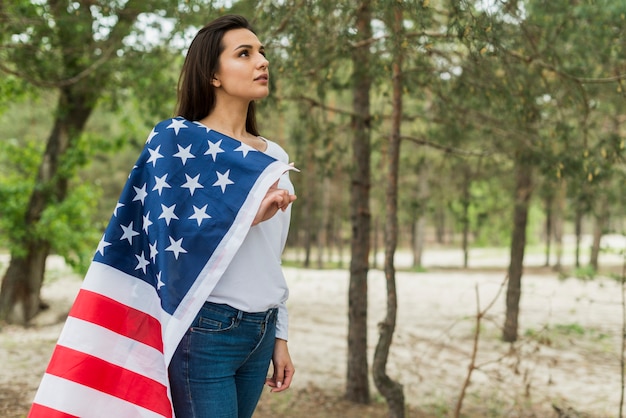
[29,117,293,418]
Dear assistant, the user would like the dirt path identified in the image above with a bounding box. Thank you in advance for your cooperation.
[1,249,624,417]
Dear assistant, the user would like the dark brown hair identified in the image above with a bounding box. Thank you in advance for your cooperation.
[175,15,260,135]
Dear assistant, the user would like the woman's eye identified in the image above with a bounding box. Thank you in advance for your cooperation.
[239,50,250,57]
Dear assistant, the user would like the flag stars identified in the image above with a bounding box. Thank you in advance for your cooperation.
[133,183,148,205]
[156,271,165,290]
[146,128,158,144]
[189,204,212,226]
[213,169,234,193]
[159,203,179,226]
[143,211,153,234]
[147,145,164,167]
[149,240,158,262]
[134,251,150,274]
[193,121,211,133]
[205,140,224,162]
[96,235,111,256]
[167,118,188,135]
[113,202,124,217]
[174,144,195,165]
[120,221,140,245]
[153,174,171,196]
[182,174,204,196]
[166,236,187,260]
[234,143,255,158]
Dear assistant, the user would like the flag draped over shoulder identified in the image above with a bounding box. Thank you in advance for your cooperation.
[29,118,293,418]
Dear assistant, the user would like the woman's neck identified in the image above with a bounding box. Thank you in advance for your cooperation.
[198,100,267,151]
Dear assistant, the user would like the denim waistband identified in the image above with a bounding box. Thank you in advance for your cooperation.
[202,301,277,321]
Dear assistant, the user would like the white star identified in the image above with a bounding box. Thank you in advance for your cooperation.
[174,144,195,165]
[167,118,188,135]
[120,221,140,245]
[153,174,171,195]
[182,173,204,196]
[193,121,211,132]
[147,145,164,167]
[166,236,187,260]
[96,235,111,256]
[149,240,158,262]
[189,204,212,226]
[146,128,158,144]
[134,251,150,274]
[234,143,256,158]
[113,202,124,217]
[213,169,234,193]
[205,140,224,162]
[133,183,148,205]
[159,203,179,225]
[156,271,165,289]
[143,211,153,234]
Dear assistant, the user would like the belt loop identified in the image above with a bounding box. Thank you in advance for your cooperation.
[235,310,243,326]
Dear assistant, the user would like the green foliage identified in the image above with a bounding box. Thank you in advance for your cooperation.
[35,183,102,274]
[573,265,597,281]
[525,322,610,347]
[0,139,43,255]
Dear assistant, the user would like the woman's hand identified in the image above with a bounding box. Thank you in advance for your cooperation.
[265,338,295,392]
[252,180,296,226]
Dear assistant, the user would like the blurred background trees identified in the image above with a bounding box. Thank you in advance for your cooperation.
[1,0,624,415]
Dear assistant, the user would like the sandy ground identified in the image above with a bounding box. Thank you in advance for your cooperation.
[1,241,625,417]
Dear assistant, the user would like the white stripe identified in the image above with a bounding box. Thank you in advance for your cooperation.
[57,317,168,386]
[82,262,172,326]
[33,374,168,418]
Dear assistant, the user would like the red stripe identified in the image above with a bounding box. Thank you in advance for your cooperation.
[28,403,80,418]
[46,345,172,417]
[69,289,163,352]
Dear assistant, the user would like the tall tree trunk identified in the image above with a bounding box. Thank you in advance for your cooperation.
[544,193,553,267]
[373,6,405,417]
[553,180,566,272]
[589,197,609,271]
[347,0,373,404]
[574,206,583,268]
[461,173,471,269]
[0,88,92,323]
[503,152,533,343]
[412,162,428,268]
[435,207,446,244]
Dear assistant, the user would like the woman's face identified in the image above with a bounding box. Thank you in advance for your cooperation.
[212,28,270,102]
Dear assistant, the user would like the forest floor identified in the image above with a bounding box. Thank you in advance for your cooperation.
[1,237,625,418]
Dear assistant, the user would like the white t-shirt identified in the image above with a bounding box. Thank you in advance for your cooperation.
[206,139,293,340]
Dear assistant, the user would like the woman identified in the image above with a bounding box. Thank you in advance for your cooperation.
[167,14,297,418]
[28,14,294,418]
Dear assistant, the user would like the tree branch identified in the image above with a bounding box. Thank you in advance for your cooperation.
[400,135,490,157]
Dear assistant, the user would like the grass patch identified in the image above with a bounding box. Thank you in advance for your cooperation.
[524,322,611,348]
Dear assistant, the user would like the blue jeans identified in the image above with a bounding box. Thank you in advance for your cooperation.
[169,302,277,418]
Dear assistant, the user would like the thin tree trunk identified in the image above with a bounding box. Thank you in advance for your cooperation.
[503,152,533,343]
[553,180,566,272]
[346,0,372,404]
[373,6,405,417]
[589,199,608,271]
[575,207,583,268]
[544,193,553,267]
[412,162,428,268]
[461,173,471,269]
[435,207,445,244]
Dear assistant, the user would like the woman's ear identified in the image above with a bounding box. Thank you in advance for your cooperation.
[212,77,221,88]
